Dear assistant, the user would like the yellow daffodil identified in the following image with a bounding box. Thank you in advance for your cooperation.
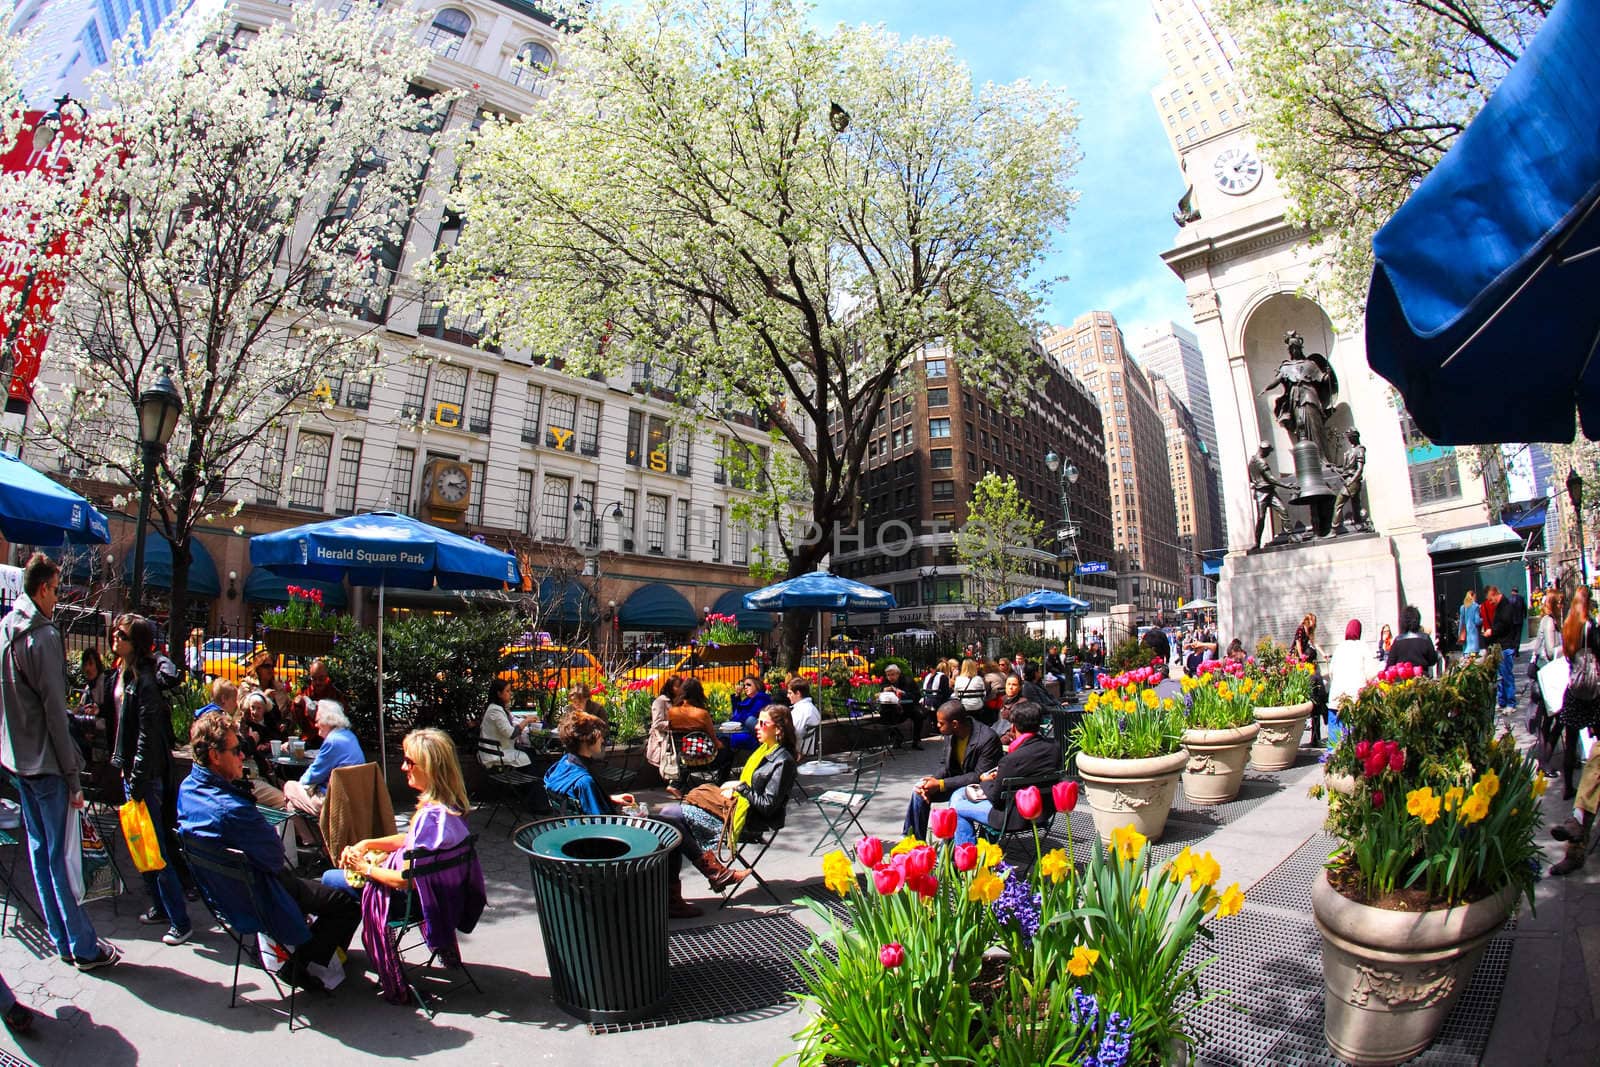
[1168,847,1196,884]
[822,850,854,897]
[1217,683,1233,701]
[1189,851,1222,892]
[975,839,1003,870]
[1534,771,1549,798]
[1460,792,1490,824]
[1135,886,1150,910]
[1140,688,1159,708]
[1443,786,1465,813]
[1406,787,1434,817]
[889,835,923,856]
[1039,849,1070,884]
[1198,888,1220,913]
[1066,945,1100,978]
[1110,824,1147,862]
[1216,883,1245,918]
[1476,769,1501,799]
[967,869,1005,904]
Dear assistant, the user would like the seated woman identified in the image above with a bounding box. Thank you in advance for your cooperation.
[730,675,773,731]
[322,728,486,1003]
[645,675,684,785]
[479,678,538,769]
[543,712,701,918]
[668,677,731,786]
[658,705,797,894]
[564,681,605,723]
[947,701,1060,846]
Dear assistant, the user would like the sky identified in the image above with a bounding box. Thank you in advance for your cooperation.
[807,0,1196,340]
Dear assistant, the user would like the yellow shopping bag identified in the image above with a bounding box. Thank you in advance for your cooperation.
[119,799,166,873]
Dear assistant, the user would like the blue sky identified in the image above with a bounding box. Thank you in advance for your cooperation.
[808,0,1196,338]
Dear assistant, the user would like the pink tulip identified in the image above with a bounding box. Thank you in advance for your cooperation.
[929,807,958,841]
[879,942,905,969]
[953,842,977,872]
[1388,748,1405,773]
[1053,780,1080,813]
[1015,786,1043,821]
[856,836,884,869]
[904,845,936,880]
[873,866,902,895]
[1355,741,1370,759]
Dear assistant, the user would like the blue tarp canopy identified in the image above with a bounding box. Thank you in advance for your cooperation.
[539,577,596,627]
[241,569,348,609]
[743,569,896,611]
[0,452,111,546]
[618,583,697,631]
[1503,500,1549,532]
[249,512,518,590]
[713,588,775,632]
[1366,0,1600,443]
[995,588,1091,615]
[124,533,220,598]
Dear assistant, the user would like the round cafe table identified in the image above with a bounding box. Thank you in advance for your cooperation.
[272,753,314,781]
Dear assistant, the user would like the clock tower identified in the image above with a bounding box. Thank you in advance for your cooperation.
[1148,0,1435,642]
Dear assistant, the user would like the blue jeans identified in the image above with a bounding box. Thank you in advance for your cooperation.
[127,778,190,934]
[1499,649,1517,706]
[14,773,101,960]
[949,787,993,846]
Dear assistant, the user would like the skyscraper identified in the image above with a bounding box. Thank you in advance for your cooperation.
[1134,320,1216,451]
[1146,0,1246,162]
[1151,374,1219,597]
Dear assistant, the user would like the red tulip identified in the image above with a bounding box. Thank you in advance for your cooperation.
[953,842,977,872]
[929,807,958,840]
[873,866,902,895]
[856,835,884,869]
[1015,786,1043,821]
[904,845,936,880]
[1372,789,1385,808]
[879,942,905,969]
[1388,748,1405,773]
[1354,741,1370,759]
[1052,780,1080,813]
[909,872,939,900]
[1362,753,1386,779]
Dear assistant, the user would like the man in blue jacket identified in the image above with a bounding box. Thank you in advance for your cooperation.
[178,713,360,989]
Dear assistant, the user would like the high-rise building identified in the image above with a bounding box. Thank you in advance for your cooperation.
[829,342,1118,622]
[1147,0,1245,162]
[1042,311,1183,618]
[6,0,203,105]
[1151,374,1219,598]
[1135,321,1216,452]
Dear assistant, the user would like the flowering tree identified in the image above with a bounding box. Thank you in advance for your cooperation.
[2,3,451,629]
[954,473,1044,612]
[441,0,1078,666]
[1219,0,1548,319]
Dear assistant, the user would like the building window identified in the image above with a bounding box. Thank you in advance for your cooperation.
[732,519,749,565]
[675,425,692,476]
[646,415,671,471]
[930,448,953,469]
[515,470,534,535]
[579,399,601,456]
[926,358,947,379]
[467,460,486,525]
[344,370,372,410]
[928,418,951,438]
[510,40,552,90]
[429,365,468,425]
[676,499,691,557]
[927,387,948,408]
[289,431,332,510]
[645,494,668,554]
[710,505,724,561]
[468,371,496,433]
[626,410,644,466]
[391,446,416,513]
[621,489,637,548]
[333,438,363,514]
[424,8,470,59]
[932,480,955,502]
[541,475,571,541]
[399,362,429,420]
[1409,456,1462,504]
[257,425,288,505]
[579,479,598,546]
[545,392,577,451]
[521,383,543,444]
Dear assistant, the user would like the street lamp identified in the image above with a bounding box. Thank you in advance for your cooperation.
[128,366,182,613]
[1568,468,1587,583]
[1045,449,1084,680]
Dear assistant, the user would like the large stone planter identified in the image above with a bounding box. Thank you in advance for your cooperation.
[1076,749,1189,843]
[1312,870,1516,1065]
[1251,701,1313,772]
[1180,722,1260,805]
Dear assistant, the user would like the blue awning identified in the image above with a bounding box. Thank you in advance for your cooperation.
[123,533,221,598]
[241,569,348,609]
[1366,0,1600,443]
[1503,501,1549,532]
[538,577,595,627]
[618,583,697,631]
[713,588,775,633]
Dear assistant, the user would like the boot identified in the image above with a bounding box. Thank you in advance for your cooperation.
[1551,840,1586,876]
[668,878,703,919]
[699,850,748,891]
[1553,816,1586,842]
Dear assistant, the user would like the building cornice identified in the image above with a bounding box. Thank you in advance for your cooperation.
[1159,214,1312,280]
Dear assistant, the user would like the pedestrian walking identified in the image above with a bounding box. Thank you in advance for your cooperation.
[0,553,119,971]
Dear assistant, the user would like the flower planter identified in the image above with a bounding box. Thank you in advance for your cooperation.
[263,627,338,658]
[1250,701,1313,772]
[1180,722,1259,805]
[1076,749,1188,843]
[1312,870,1516,1066]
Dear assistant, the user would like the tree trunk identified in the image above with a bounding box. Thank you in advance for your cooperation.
[775,532,832,671]
[170,535,192,673]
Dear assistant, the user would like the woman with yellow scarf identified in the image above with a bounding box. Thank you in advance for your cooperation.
[657,706,798,894]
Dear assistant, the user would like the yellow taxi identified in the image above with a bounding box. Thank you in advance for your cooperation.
[498,644,605,695]
[199,638,259,681]
[800,651,871,675]
[623,645,762,690]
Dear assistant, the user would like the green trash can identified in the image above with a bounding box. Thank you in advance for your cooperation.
[515,814,682,1023]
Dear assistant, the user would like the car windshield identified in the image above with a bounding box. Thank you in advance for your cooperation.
[204,639,252,655]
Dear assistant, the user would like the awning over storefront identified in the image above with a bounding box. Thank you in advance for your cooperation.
[538,577,596,627]
[618,583,697,631]
[714,588,775,633]
[123,533,221,598]
[241,569,348,609]
[1427,524,1523,556]
[1503,499,1549,532]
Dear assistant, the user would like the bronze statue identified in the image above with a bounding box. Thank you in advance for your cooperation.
[1249,442,1296,548]
[1333,428,1369,531]
[1257,330,1343,534]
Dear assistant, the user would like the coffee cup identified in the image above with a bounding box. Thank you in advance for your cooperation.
[270,740,283,757]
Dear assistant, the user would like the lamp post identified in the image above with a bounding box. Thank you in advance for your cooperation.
[1045,449,1082,672]
[128,366,182,613]
[1567,468,1588,584]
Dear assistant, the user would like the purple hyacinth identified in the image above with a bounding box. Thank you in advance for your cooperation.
[1069,988,1100,1028]
[991,870,1043,944]
[1086,1011,1132,1067]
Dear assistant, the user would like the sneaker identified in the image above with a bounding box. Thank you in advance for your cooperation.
[76,945,121,972]
[137,907,167,926]
[162,926,193,946]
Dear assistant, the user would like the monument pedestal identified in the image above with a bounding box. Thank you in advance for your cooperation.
[1218,530,1433,647]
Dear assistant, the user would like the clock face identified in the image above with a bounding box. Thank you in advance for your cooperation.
[1212,147,1263,196]
[436,465,470,504]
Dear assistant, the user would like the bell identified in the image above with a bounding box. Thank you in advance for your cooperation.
[1289,439,1341,505]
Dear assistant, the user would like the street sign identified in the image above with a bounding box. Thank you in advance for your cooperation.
[1076,561,1109,574]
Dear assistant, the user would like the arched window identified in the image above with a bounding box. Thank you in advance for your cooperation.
[511,41,553,89]
[423,8,471,59]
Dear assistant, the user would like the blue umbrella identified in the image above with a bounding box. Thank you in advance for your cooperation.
[1366,0,1600,443]
[250,511,520,776]
[742,569,897,611]
[995,588,1091,615]
[0,452,111,546]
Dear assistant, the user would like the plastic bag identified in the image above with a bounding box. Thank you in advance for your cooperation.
[64,806,84,902]
[119,798,167,873]
[78,814,119,903]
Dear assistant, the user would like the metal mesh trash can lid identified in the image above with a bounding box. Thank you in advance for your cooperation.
[521,820,667,862]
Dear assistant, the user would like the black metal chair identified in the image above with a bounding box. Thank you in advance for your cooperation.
[385,834,484,1017]
[543,785,586,817]
[718,824,784,910]
[473,738,538,833]
[178,832,304,1030]
[973,773,1065,855]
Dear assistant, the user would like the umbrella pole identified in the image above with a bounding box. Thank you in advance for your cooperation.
[377,580,387,781]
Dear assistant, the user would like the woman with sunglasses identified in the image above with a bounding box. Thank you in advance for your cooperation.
[109,614,192,947]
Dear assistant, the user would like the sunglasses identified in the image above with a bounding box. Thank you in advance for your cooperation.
[401,755,415,769]
[114,630,130,640]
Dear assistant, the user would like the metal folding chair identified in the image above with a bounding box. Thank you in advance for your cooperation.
[385,834,484,1017]
[808,748,889,856]
[472,739,538,833]
[718,825,783,909]
[0,827,46,932]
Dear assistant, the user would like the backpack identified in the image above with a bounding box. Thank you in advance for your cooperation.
[953,675,986,713]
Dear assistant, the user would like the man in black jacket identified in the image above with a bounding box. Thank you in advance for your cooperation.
[902,701,1002,838]
[951,701,1062,843]
[1485,586,1526,709]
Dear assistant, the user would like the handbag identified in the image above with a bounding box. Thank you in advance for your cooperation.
[678,731,718,768]
[1561,650,1600,733]
[119,798,167,873]
[683,783,736,822]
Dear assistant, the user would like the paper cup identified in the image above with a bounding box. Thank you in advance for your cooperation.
[270,740,283,757]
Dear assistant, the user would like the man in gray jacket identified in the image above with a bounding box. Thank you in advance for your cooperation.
[0,554,117,970]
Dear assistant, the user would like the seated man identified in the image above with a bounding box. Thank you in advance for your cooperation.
[290,658,347,746]
[903,700,1002,839]
[786,678,822,761]
[178,713,360,989]
[948,701,1061,845]
[880,664,925,750]
[281,701,364,820]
